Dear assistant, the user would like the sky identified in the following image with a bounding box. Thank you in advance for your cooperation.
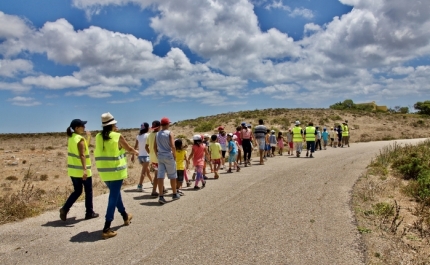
[0,0,430,133]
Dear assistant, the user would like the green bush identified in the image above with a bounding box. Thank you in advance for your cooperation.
[194,122,214,132]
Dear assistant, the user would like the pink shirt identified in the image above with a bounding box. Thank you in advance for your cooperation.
[234,131,242,145]
[192,144,206,166]
[241,128,251,139]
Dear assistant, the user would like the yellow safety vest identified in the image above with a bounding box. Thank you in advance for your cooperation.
[292,126,303,142]
[305,126,316,142]
[95,132,127,181]
[67,133,92,178]
[342,125,349,137]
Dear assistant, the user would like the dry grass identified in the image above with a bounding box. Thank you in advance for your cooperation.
[353,141,430,264]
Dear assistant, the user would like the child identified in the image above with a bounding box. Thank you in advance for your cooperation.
[269,130,277,157]
[203,134,213,177]
[333,128,338,148]
[227,133,239,173]
[131,122,153,192]
[286,128,293,155]
[175,139,189,194]
[264,129,271,158]
[329,127,336,147]
[183,143,191,186]
[277,132,284,155]
[154,117,179,204]
[321,128,329,150]
[315,126,322,151]
[209,134,222,179]
[188,135,209,189]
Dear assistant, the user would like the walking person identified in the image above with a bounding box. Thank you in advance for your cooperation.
[329,127,336,147]
[240,122,254,167]
[342,121,350,147]
[226,133,240,173]
[131,122,153,191]
[321,127,329,150]
[337,125,343,147]
[209,134,222,179]
[174,139,188,194]
[217,127,227,170]
[269,130,277,157]
[95,112,137,239]
[188,135,210,189]
[234,126,243,165]
[304,122,317,158]
[333,127,338,148]
[277,132,284,155]
[60,119,99,221]
[315,126,322,151]
[292,121,304,157]
[154,117,180,204]
[286,128,293,155]
[254,119,267,165]
[147,120,164,197]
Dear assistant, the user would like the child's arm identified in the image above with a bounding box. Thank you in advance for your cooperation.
[187,148,194,162]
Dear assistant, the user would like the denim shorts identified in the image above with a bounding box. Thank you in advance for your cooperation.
[157,155,177,179]
[138,156,150,163]
[228,154,237,163]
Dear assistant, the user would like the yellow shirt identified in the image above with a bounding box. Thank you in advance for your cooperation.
[175,150,187,170]
[146,132,158,163]
[209,142,221,159]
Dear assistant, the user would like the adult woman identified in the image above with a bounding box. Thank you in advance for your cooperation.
[60,119,99,221]
[131,122,152,191]
[95,112,139,239]
[240,122,254,167]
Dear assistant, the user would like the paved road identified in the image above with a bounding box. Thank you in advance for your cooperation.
[0,139,426,265]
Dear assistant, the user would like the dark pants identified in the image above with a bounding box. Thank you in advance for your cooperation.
[63,177,94,214]
[306,141,315,153]
[242,139,252,162]
[315,139,322,150]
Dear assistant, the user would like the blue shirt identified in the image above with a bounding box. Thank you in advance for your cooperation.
[322,131,329,141]
[228,140,237,155]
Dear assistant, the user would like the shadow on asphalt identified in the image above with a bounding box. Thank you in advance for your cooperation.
[133,194,154,200]
[140,201,164,207]
[69,225,122,243]
[123,188,143,193]
[42,217,82,227]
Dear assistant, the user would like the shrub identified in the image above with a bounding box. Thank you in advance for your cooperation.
[6,176,18,181]
[40,174,48,181]
[373,202,394,216]
[194,122,214,132]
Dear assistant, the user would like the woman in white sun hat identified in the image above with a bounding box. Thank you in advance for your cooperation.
[94,112,138,239]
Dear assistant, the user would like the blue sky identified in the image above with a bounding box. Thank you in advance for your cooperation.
[0,0,429,133]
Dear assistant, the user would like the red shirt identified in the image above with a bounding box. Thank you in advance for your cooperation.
[234,131,242,145]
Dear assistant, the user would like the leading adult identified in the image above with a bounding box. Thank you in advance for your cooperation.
[95,112,138,239]
[60,119,99,221]
[254,119,267,165]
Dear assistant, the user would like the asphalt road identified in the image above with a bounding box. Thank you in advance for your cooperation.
[0,139,426,265]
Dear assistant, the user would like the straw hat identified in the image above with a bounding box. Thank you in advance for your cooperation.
[101,112,117,127]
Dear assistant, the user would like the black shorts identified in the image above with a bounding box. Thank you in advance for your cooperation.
[176,170,184,182]
[221,151,226,158]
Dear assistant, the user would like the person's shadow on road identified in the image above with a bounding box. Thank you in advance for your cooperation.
[69,225,122,243]
[42,217,82,227]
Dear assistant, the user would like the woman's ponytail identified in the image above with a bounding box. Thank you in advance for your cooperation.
[66,127,73,137]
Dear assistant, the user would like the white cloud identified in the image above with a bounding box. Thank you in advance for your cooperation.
[7,96,41,106]
[0,11,32,39]
[22,75,89,89]
[108,98,140,104]
[264,1,313,19]
[0,59,33,78]
[66,85,130,98]
[0,82,31,92]
[265,1,290,11]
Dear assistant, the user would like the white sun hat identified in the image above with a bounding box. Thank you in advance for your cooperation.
[101,112,117,127]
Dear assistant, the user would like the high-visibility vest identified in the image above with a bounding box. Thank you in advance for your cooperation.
[305,126,316,142]
[292,126,303,142]
[95,132,127,181]
[342,125,349,136]
[67,133,92,178]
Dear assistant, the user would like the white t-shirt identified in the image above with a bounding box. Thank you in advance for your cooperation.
[136,133,149,156]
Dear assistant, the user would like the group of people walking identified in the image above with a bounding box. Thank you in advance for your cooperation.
[61,114,350,239]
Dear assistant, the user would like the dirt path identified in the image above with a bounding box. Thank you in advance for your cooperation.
[0,139,425,265]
